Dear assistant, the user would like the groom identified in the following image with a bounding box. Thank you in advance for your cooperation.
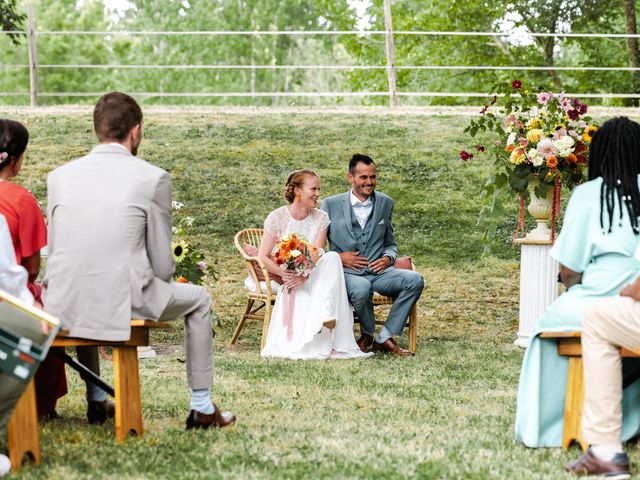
[321,154,423,356]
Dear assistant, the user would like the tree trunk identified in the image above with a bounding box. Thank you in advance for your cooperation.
[534,36,563,90]
[623,0,640,105]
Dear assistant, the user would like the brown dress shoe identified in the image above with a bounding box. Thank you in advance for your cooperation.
[372,338,415,357]
[186,403,236,430]
[565,447,630,479]
[356,334,374,352]
[87,399,115,425]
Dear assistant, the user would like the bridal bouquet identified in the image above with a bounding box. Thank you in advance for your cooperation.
[272,233,316,277]
[462,79,598,241]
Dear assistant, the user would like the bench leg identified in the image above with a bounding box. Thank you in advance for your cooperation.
[8,379,40,471]
[563,356,588,451]
[113,346,143,442]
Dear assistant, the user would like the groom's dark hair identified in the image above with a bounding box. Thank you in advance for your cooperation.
[94,92,143,142]
[349,153,375,174]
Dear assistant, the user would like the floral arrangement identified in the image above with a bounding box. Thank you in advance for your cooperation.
[272,233,316,277]
[171,201,212,285]
[462,79,598,241]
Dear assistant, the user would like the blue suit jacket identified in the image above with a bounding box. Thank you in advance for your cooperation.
[320,191,398,275]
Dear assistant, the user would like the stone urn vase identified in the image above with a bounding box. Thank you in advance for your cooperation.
[525,179,554,241]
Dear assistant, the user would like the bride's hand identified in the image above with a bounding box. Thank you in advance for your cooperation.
[282,270,306,290]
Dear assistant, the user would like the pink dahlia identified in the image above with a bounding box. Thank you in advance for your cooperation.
[537,138,557,159]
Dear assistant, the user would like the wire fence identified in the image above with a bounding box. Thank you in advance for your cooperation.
[2,4,640,106]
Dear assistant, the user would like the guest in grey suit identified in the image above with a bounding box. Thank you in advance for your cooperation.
[44,92,235,429]
[321,154,423,356]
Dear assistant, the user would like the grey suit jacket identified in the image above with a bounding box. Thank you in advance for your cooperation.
[43,144,175,341]
[321,191,398,275]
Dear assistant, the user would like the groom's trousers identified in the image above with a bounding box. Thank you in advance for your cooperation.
[344,267,423,343]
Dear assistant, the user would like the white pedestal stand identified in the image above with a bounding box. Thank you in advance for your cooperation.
[514,238,559,348]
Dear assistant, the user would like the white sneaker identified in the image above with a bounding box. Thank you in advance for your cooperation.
[137,346,156,359]
[0,454,11,476]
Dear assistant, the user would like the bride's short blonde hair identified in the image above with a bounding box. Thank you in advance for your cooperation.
[284,169,318,203]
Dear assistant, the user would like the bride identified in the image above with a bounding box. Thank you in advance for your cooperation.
[259,169,372,360]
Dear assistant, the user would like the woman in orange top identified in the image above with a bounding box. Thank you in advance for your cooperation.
[0,119,67,418]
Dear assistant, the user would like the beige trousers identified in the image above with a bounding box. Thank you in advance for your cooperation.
[134,282,213,390]
[581,296,640,444]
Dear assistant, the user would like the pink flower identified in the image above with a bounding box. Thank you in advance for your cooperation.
[504,115,517,128]
[561,98,572,112]
[518,138,528,146]
[0,152,7,161]
[459,151,474,161]
[537,138,557,159]
[537,92,553,105]
[552,128,567,139]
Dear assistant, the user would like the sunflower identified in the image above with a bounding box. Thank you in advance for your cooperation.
[583,126,598,143]
[527,117,543,130]
[172,241,189,263]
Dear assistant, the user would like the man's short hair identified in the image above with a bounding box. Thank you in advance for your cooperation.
[349,153,375,174]
[93,92,143,142]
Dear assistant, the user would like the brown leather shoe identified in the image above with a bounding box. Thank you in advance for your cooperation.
[372,338,415,357]
[322,319,336,330]
[356,334,374,352]
[186,403,236,430]
[565,447,630,478]
[87,400,115,424]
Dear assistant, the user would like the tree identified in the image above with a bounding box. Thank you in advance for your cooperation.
[0,0,25,45]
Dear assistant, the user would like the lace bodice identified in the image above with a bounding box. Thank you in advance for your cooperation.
[264,206,330,243]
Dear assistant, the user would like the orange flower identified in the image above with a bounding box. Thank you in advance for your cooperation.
[177,276,188,283]
[505,145,515,153]
[566,153,577,164]
[546,155,558,168]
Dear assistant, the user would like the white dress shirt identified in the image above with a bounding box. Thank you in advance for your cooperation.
[350,191,373,229]
[0,214,33,305]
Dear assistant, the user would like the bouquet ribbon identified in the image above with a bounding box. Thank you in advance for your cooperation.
[283,288,296,342]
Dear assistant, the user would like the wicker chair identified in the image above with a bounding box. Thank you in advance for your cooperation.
[231,228,278,348]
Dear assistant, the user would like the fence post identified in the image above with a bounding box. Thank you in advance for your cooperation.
[26,2,38,107]
[383,0,397,107]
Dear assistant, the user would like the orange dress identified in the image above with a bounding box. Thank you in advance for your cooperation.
[0,181,67,416]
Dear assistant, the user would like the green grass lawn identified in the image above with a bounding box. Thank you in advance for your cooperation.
[5,107,635,479]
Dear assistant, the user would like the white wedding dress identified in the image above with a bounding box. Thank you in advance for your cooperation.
[260,206,372,360]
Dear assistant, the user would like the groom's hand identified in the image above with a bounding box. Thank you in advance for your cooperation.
[339,251,369,271]
[369,256,391,274]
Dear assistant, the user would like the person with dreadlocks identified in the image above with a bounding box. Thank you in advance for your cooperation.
[515,117,640,455]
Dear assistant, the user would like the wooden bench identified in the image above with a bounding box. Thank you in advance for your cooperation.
[540,331,640,451]
[7,320,169,472]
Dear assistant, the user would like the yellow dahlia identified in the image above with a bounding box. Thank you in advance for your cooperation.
[526,129,544,143]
